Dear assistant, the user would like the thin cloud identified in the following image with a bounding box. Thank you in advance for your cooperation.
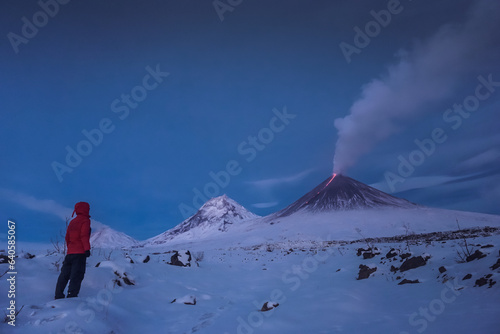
[252,202,279,209]
[0,188,105,228]
[247,169,315,190]
[457,148,500,172]
[0,188,71,221]
[370,175,469,194]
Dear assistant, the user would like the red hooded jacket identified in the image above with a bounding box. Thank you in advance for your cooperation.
[66,202,91,254]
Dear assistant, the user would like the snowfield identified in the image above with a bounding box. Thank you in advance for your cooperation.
[2,231,500,334]
[3,179,500,333]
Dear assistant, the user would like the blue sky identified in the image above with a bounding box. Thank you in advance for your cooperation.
[1,0,499,242]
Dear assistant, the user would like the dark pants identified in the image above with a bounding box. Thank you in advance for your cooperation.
[55,254,86,299]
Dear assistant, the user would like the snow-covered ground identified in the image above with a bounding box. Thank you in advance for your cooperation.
[2,231,500,334]
[3,185,500,333]
[150,206,500,249]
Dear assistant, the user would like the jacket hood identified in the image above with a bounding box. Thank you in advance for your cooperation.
[72,202,90,217]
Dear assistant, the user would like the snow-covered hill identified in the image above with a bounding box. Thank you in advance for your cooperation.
[144,195,259,246]
[90,226,138,249]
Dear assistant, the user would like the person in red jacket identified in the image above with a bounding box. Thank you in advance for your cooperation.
[55,202,91,299]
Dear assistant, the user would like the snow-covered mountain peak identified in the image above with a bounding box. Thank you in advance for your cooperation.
[90,226,138,249]
[197,194,256,221]
[144,195,259,246]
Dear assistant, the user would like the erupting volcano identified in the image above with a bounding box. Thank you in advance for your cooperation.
[274,174,416,218]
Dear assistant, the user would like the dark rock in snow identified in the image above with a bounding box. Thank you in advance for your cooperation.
[122,275,135,286]
[463,274,472,280]
[168,250,192,267]
[400,256,427,272]
[114,271,135,286]
[439,266,447,274]
[398,279,420,285]
[357,248,369,256]
[357,264,377,280]
[0,254,9,264]
[363,252,376,259]
[24,252,36,259]
[143,255,151,263]
[261,302,279,312]
[490,259,500,270]
[466,250,486,262]
[390,265,399,273]
[475,277,488,287]
[480,244,494,249]
[400,253,411,260]
[474,274,496,288]
[171,296,196,305]
[386,249,398,259]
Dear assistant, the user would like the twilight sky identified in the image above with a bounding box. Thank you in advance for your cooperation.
[1,0,499,242]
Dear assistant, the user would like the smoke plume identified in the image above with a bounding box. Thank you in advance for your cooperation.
[333,0,500,173]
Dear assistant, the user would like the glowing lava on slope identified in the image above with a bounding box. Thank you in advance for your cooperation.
[306,173,337,204]
[322,173,337,190]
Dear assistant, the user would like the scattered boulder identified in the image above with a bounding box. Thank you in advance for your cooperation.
[398,279,420,285]
[114,271,135,286]
[490,259,500,270]
[466,250,486,262]
[363,252,376,259]
[357,248,369,256]
[357,264,377,280]
[400,256,427,272]
[123,253,135,264]
[24,252,36,259]
[143,255,151,263]
[474,277,487,287]
[400,253,411,261]
[171,295,196,305]
[462,274,472,280]
[260,302,279,312]
[438,266,447,274]
[390,265,399,273]
[474,274,496,288]
[168,250,192,267]
[386,249,398,259]
[0,254,9,264]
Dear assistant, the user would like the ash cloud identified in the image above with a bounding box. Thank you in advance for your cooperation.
[333,0,500,173]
